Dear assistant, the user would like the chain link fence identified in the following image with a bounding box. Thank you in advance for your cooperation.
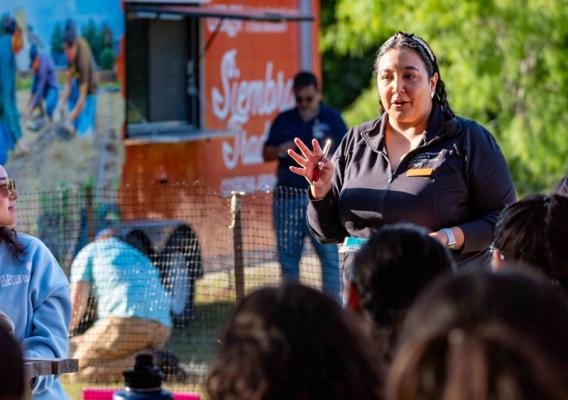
[15,185,338,385]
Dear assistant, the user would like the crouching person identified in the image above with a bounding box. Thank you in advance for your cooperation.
[69,229,172,383]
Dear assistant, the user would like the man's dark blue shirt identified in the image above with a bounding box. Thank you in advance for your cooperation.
[265,103,348,189]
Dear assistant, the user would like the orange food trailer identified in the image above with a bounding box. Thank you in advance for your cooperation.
[117,0,321,323]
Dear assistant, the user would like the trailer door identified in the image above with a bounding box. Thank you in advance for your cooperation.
[125,1,313,139]
[127,15,200,130]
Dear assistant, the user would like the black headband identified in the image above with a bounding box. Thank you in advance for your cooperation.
[411,34,436,65]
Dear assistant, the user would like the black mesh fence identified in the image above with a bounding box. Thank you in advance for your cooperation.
[15,185,340,385]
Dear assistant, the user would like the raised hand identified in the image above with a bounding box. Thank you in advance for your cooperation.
[288,137,334,199]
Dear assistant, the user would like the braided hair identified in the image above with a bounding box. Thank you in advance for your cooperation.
[374,31,455,119]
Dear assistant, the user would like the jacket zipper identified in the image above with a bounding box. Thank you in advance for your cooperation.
[378,132,451,211]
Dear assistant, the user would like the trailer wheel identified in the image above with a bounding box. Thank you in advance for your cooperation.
[124,230,156,260]
[159,227,202,328]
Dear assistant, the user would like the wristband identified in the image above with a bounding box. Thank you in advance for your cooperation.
[441,228,457,249]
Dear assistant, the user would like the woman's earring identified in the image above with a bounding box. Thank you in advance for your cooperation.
[431,91,435,99]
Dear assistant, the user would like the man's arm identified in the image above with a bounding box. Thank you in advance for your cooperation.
[263,140,296,161]
[69,281,90,333]
[60,69,72,103]
[69,82,88,122]
[31,62,49,113]
[263,113,297,161]
[25,75,39,117]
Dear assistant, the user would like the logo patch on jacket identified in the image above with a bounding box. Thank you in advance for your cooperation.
[0,274,31,288]
[407,152,445,176]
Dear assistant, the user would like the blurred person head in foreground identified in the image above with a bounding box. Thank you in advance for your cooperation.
[387,268,568,400]
[0,324,24,400]
[491,193,568,290]
[206,282,383,400]
[349,223,455,361]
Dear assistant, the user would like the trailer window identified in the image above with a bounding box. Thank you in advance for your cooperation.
[126,15,200,135]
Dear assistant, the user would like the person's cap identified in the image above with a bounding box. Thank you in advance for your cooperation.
[2,17,17,35]
[95,228,114,241]
[63,19,77,46]
[29,44,38,68]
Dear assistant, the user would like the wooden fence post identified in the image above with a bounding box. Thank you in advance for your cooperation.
[86,185,95,243]
[230,191,245,303]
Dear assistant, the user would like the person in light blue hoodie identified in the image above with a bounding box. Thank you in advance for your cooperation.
[0,164,71,399]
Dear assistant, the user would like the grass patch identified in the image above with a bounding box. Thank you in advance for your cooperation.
[61,259,323,398]
[166,301,235,370]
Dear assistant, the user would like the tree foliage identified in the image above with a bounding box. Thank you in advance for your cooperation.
[82,19,115,70]
[50,22,64,56]
[321,0,568,194]
[320,0,376,110]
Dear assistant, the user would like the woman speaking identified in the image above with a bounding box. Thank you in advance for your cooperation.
[289,32,515,269]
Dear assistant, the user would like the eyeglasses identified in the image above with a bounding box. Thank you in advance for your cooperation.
[295,95,315,104]
[0,180,16,198]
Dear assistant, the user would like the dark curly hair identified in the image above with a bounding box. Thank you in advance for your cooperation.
[206,283,383,400]
[374,31,455,119]
[387,269,568,400]
[492,193,568,290]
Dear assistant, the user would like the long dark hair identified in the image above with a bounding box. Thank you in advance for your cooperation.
[374,31,455,119]
[387,269,568,400]
[0,227,24,260]
[206,283,383,400]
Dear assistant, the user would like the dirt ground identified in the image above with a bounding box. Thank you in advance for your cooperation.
[5,88,125,191]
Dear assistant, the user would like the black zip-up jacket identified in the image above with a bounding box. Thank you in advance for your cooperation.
[308,104,516,266]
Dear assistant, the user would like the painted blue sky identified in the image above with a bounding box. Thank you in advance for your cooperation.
[1,0,124,51]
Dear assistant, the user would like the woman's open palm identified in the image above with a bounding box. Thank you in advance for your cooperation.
[288,138,334,198]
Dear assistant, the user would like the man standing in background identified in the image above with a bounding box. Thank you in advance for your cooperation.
[263,71,348,302]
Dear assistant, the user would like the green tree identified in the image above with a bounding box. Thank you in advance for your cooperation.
[100,47,115,70]
[321,0,375,110]
[51,22,64,56]
[82,18,103,65]
[101,23,113,49]
[99,23,115,70]
[322,0,568,194]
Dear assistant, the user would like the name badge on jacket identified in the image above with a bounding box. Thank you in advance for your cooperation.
[406,168,433,177]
